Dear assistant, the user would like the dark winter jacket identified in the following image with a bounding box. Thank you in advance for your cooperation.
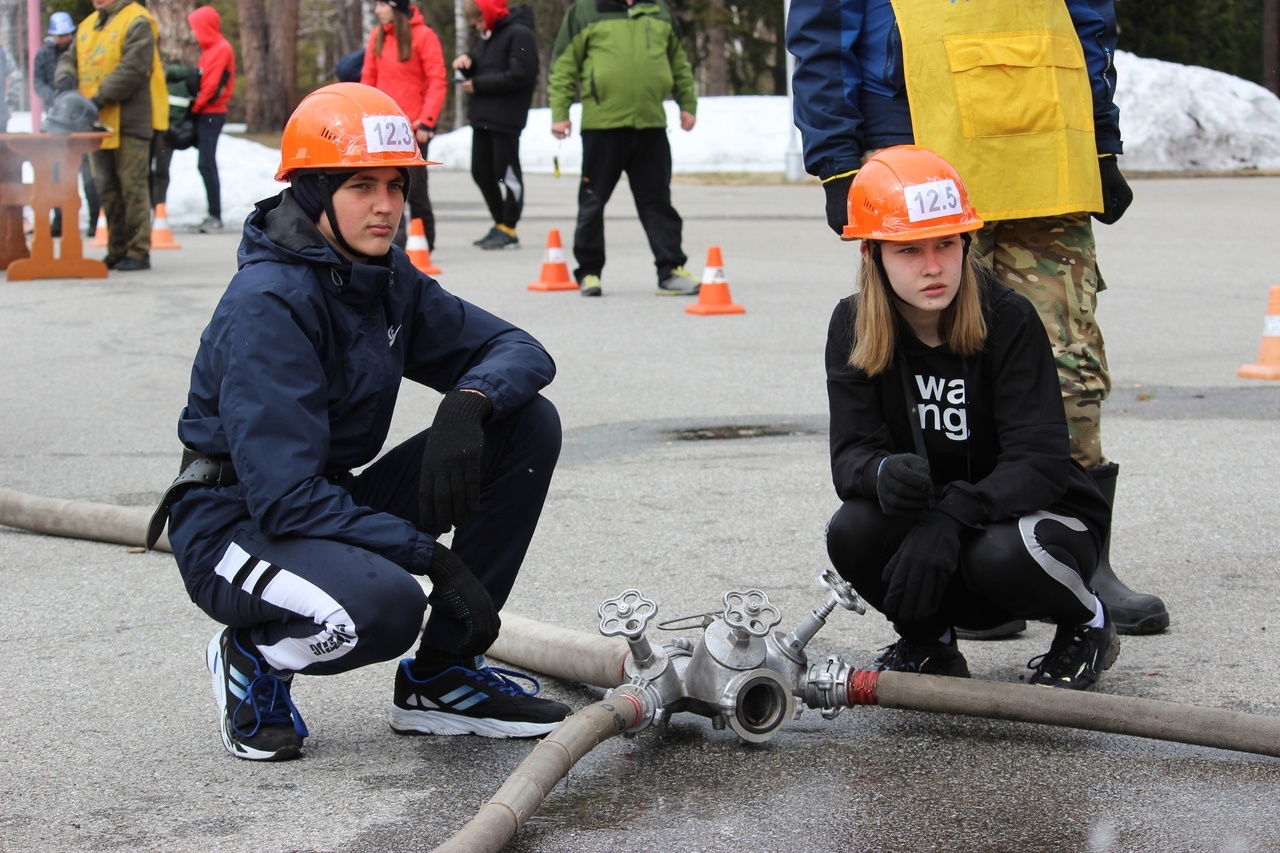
[786,0,1123,181]
[463,3,539,135]
[167,191,555,595]
[33,37,69,110]
[825,274,1108,543]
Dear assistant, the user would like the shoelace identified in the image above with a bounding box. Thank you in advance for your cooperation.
[235,671,310,739]
[472,664,543,698]
[1026,630,1086,675]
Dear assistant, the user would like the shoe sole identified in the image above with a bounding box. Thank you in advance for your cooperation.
[1112,610,1170,635]
[207,632,302,761]
[655,288,700,296]
[389,706,562,739]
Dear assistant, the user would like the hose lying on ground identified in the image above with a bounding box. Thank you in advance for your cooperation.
[0,488,169,551]
[433,694,645,853]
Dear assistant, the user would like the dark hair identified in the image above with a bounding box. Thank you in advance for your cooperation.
[373,8,414,63]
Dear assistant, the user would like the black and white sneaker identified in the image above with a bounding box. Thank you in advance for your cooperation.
[207,627,309,760]
[872,637,971,678]
[478,227,519,250]
[389,658,571,738]
[1027,607,1120,690]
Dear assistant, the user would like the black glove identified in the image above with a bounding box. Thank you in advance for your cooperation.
[1094,155,1133,225]
[881,510,964,624]
[426,542,501,657]
[419,390,492,536]
[822,170,857,236]
[876,453,933,519]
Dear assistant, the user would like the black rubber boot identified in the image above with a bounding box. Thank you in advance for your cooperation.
[1088,462,1170,635]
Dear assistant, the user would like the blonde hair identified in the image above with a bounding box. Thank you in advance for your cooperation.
[848,242,988,376]
[374,9,414,63]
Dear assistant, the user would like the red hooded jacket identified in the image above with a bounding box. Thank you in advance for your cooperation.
[360,8,448,131]
[188,6,235,115]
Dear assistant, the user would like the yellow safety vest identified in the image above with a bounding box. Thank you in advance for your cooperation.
[75,3,168,149]
[890,0,1102,220]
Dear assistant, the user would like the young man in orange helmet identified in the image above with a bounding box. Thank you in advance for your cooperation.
[149,83,571,761]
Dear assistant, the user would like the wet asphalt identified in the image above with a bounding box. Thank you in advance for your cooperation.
[2,170,1279,851]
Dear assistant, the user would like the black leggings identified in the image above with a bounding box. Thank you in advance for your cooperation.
[471,128,523,229]
[826,498,1099,640]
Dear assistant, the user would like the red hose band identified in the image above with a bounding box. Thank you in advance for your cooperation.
[847,668,880,706]
[615,689,645,725]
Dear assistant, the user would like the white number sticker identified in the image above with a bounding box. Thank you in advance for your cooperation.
[363,115,416,153]
[905,178,962,223]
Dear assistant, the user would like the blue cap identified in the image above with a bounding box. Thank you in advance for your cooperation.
[48,11,76,36]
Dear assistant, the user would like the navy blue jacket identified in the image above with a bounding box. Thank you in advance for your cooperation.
[169,191,555,587]
[786,0,1124,180]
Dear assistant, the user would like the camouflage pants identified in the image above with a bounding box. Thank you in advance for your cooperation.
[91,134,152,262]
[971,215,1111,467]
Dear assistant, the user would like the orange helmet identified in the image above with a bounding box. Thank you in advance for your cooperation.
[843,145,983,242]
[274,83,435,182]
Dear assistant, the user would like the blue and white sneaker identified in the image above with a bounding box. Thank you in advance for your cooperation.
[389,657,571,739]
[207,628,309,761]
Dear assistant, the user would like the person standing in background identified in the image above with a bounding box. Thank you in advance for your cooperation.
[187,5,235,234]
[452,0,538,251]
[361,0,448,251]
[55,0,169,273]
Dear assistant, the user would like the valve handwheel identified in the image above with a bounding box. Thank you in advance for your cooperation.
[821,569,867,615]
[722,589,782,637]
[598,589,658,639]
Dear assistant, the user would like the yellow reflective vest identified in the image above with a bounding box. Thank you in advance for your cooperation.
[75,3,167,149]
[890,0,1102,220]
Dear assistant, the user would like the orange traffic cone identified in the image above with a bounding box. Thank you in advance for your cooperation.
[90,212,108,248]
[1239,285,1280,379]
[407,217,440,274]
[151,204,181,250]
[686,246,744,315]
[527,229,577,292]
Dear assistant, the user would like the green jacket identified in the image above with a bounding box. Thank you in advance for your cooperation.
[548,0,696,130]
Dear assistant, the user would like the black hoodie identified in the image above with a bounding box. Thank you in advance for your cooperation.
[825,273,1109,545]
[464,4,539,135]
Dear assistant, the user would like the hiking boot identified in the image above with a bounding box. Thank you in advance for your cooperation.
[872,637,971,678]
[656,265,700,296]
[196,216,224,233]
[1028,609,1120,690]
[579,274,602,297]
[478,226,519,250]
[207,628,309,761]
[954,619,1027,641]
[389,657,572,739]
[114,256,150,271]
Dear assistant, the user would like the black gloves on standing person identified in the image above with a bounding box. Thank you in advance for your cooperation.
[881,509,964,624]
[822,170,857,235]
[876,453,933,518]
[426,541,501,656]
[1094,154,1133,225]
[419,390,492,536]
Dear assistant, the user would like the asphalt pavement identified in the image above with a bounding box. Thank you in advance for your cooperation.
[2,170,1279,851]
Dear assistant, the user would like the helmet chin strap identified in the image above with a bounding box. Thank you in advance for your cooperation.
[318,173,369,263]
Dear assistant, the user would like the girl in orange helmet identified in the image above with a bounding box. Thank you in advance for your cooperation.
[825,146,1117,690]
[153,84,571,761]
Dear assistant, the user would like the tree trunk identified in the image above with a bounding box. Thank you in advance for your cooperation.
[151,0,201,66]
[238,0,300,133]
[702,0,728,96]
[1265,0,1279,96]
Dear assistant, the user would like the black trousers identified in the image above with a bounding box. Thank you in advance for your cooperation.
[194,113,226,219]
[826,498,1099,641]
[185,395,561,675]
[574,127,686,283]
[471,128,523,229]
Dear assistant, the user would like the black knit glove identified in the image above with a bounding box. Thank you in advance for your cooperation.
[1094,155,1133,225]
[881,510,964,624]
[426,542,501,657]
[876,453,933,519]
[419,390,492,536]
[822,170,857,236]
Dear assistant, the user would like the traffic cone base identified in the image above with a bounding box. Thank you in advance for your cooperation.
[406,217,440,274]
[686,245,744,315]
[1239,285,1280,379]
[151,203,181,250]
[90,213,108,248]
[528,229,578,292]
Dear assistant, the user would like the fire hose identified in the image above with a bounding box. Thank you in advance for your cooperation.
[2,489,1278,852]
